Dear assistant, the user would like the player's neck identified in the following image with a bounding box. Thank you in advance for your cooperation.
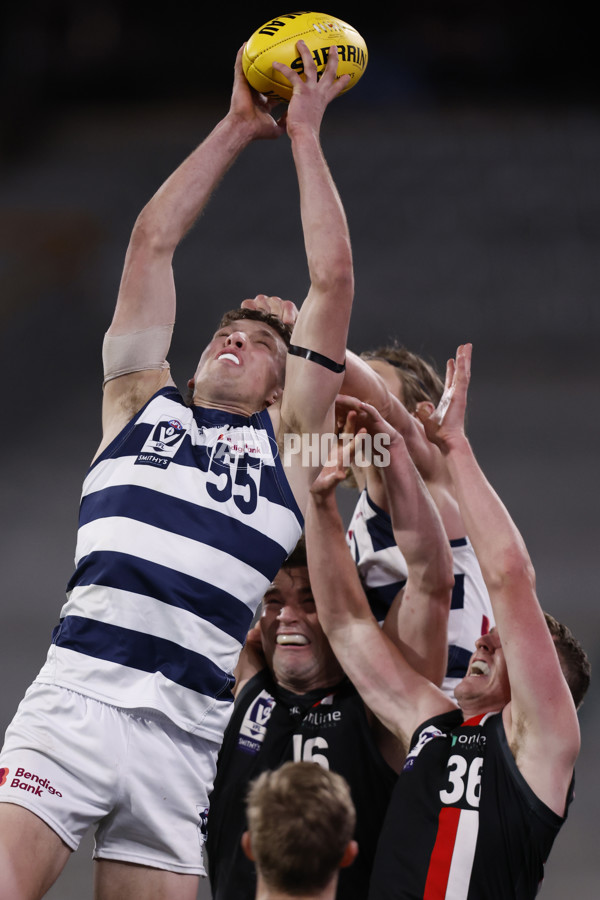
[459,699,504,721]
[256,878,338,900]
[192,390,264,417]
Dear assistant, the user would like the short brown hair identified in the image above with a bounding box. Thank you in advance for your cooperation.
[361,342,444,412]
[218,307,293,347]
[246,761,356,895]
[283,533,308,570]
[544,612,591,709]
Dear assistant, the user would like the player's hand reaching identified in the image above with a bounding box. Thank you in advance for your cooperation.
[229,45,286,141]
[274,41,350,137]
[310,439,352,500]
[335,395,405,452]
[241,295,299,328]
[233,622,267,693]
[416,343,472,454]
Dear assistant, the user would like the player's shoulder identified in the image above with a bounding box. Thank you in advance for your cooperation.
[95,371,177,462]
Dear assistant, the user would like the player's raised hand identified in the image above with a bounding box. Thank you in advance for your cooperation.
[241,295,299,328]
[335,395,405,450]
[310,437,355,499]
[229,45,286,140]
[416,343,472,453]
[274,42,350,136]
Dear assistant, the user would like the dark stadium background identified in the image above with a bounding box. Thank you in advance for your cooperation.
[1,4,598,897]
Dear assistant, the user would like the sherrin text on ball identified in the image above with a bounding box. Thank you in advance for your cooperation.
[242,12,368,102]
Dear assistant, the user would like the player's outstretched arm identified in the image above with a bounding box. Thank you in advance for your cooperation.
[338,400,454,686]
[275,43,354,506]
[305,434,455,760]
[342,351,439,475]
[420,343,580,815]
[342,350,467,542]
[98,47,286,455]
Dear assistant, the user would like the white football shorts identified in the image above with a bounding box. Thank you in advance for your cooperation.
[0,681,219,874]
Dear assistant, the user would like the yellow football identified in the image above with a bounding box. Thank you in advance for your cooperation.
[242,12,368,103]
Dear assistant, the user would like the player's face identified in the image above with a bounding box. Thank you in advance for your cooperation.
[454,628,511,712]
[260,566,344,694]
[191,319,287,412]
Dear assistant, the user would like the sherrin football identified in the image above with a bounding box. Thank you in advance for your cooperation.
[242,12,368,103]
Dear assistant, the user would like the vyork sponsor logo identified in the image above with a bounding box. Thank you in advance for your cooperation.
[8,767,62,798]
[136,417,187,468]
[283,432,391,468]
[205,426,277,472]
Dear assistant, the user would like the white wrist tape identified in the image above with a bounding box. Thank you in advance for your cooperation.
[102,324,174,385]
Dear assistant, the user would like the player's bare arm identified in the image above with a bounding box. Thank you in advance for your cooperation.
[97,47,287,458]
[305,430,455,762]
[269,43,354,511]
[337,400,454,687]
[420,343,580,816]
[342,350,466,540]
[342,350,440,476]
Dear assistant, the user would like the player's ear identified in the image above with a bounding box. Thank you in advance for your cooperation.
[339,840,359,869]
[241,830,255,861]
[265,387,283,408]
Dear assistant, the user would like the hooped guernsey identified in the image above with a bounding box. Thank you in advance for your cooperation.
[368,709,573,900]
[207,668,398,900]
[37,387,303,742]
[347,489,494,698]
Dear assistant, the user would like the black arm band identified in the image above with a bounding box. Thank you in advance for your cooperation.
[288,344,346,373]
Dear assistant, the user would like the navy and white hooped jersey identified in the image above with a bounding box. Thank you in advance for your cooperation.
[368,710,572,900]
[346,490,494,698]
[37,387,303,742]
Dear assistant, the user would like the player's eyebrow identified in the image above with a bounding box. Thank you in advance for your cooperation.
[253,327,278,344]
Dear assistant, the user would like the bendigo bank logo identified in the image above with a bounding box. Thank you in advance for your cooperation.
[205,426,276,473]
[1,767,62,797]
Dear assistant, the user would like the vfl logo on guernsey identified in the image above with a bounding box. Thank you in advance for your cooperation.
[237,690,276,755]
[402,724,445,773]
[136,417,187,469]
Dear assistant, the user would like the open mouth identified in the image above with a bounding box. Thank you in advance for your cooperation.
[469,660,490,676]
[276,634,309,646]
[218,353,240,365]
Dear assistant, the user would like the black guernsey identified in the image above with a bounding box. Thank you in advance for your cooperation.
[368,709,572,900]
[207,668,397,900]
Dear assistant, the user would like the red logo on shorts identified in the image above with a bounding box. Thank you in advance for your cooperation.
[0,767,8,786]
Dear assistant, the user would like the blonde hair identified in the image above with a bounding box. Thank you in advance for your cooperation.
[361,342,444,412]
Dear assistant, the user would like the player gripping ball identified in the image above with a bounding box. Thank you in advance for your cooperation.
[243,12,368,102]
